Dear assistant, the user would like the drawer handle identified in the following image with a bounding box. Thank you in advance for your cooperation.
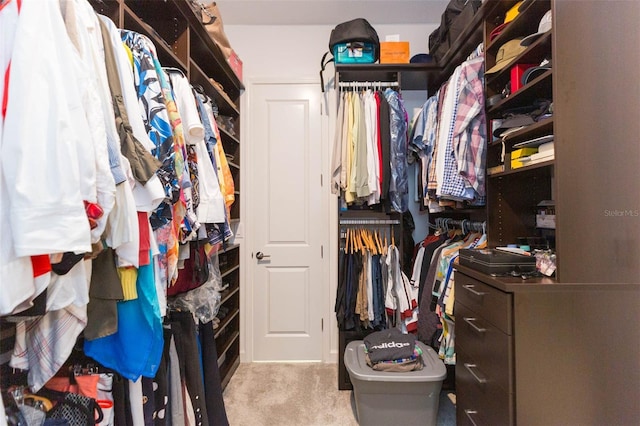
[464,409,480,426]
[463,317,486,333]
[462,284,487,297]
[464,363,488,384]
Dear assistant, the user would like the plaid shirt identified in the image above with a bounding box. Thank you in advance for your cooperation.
[453,56,487,197]
[436,65,471,201]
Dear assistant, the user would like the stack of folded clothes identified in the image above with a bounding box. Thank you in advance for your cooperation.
[363,328,424,372]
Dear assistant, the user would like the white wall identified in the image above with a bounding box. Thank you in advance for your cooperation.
[227,22,436,363]
[226,24,437,80]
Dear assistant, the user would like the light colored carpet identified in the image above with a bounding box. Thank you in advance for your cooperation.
[222,363,456,426]
[223,363,358,426]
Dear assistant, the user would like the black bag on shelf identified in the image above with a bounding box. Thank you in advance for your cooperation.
[328,18,380,59]
[320,18,380,92]
[428,0,481,64]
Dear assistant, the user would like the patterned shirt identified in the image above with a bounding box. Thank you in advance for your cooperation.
[453,55,487,197]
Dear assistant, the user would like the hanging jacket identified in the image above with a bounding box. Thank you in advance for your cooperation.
[383,89,409,213]
[99,20,161,186]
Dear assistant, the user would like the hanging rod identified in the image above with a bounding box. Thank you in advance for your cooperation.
[337,81,399,89]
[429,217,486,234]
[339,219,400,225]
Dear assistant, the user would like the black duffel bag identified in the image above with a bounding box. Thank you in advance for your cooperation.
[428,0,481,64]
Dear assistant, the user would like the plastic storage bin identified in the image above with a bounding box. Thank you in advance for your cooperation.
[344,340,446,426]
[333,42,377,64]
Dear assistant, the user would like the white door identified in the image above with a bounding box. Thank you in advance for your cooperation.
[250,82,324,361]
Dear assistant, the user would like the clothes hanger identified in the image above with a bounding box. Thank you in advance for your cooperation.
[345,228,350,254]
[367,229,377,255]
[163,66,187,78]
[375,229,383,254]
[362,229,371,253]
[361,229,370,253]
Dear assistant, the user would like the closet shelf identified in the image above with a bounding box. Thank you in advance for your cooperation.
[488,159,554,178]
[223,243,240,252]
[170,0,245,94]
[220,284,240,305]
[219,353,240,390]
[216,331,240,362]
[487,70,553,118]
[486,32,553,90]
[214,308,240,339]
[335,63,440,91]
[122,5,188,71]
[488,118,554,147]
[335,2,505,93]
[485,0,551,54]
[219,126,240,145]
[220,264,240,279]
[189,59,240,116]
[431,0,504,87]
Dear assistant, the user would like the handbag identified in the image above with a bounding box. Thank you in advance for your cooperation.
[200,2,234,59]
[37,388,103,426]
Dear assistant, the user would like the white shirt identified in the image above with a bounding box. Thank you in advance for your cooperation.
[61,0,117,246]
[99,15,165,214]
[0,0,41,316]
[3,0,92,257]
[169,71,226,224]
[365,90,380,205]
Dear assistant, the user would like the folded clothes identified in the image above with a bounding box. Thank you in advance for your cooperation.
[365,344,424,372]
[364,328,416,363]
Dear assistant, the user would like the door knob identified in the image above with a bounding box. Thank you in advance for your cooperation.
[256,251,271,260]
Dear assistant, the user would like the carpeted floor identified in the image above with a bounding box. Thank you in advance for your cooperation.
[222,363,456,426]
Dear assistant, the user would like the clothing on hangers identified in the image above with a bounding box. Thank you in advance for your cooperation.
[413,219,487,364]
[331,82,407,213]
[410,44,487,212]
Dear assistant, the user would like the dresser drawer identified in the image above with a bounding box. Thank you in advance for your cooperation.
[455,271,512,334]
[456,303,513,394]
[456,348,513,426]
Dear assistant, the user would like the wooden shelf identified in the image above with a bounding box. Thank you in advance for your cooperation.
[219,352,240,390]
[488,160,554,178]
[189,59,239,117]
[486,32,553,93]
[220,264,239,279]
[216,330,240,362]
[431,0,504,89]
[122,5,188,71]
[214,308,240,339]
[170,0,244,95]
[487,70,553,119]
[488,118,554,147]
[335,63,441,91]
[219,126,240,145]
[220,284,240,305]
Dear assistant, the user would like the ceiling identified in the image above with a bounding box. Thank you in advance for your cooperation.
[216,0,450,25]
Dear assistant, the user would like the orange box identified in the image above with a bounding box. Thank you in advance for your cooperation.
[380,41,410,64]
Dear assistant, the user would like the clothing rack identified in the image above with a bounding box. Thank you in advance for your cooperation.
[429,217,486,234]
[337,81,399,90]
[339,219,400,225]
